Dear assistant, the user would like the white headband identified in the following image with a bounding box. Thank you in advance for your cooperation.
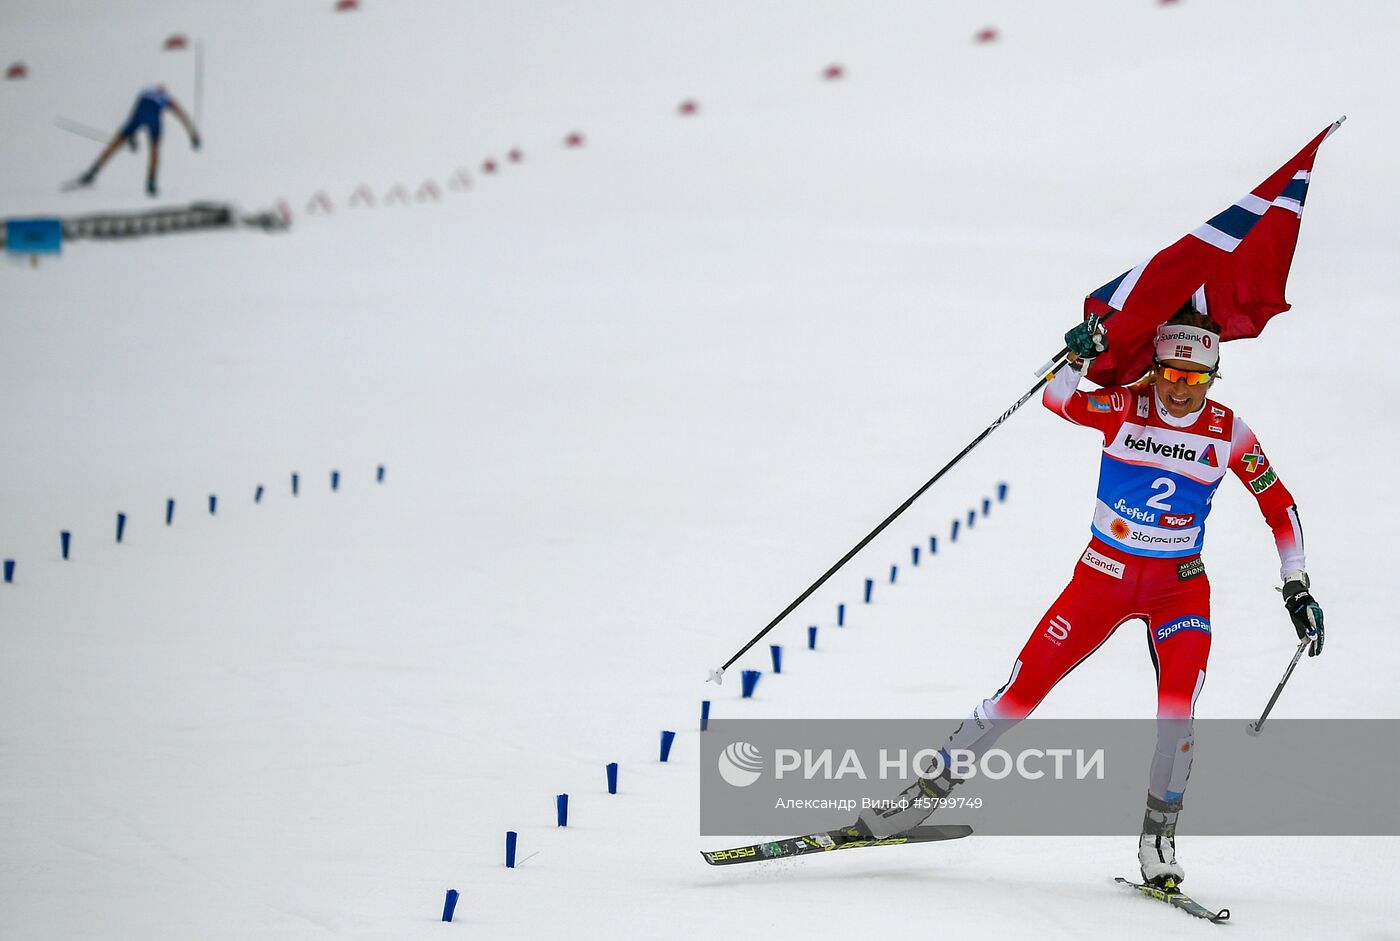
[1154,323,1220,370]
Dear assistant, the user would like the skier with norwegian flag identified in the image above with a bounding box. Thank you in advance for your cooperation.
[852,120,1342,893]
[704,120,1343,915]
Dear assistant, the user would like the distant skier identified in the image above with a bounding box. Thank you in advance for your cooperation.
[855,301,1325,889]
[73,85,200,196]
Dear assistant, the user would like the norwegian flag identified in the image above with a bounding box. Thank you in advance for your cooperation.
[1082,118,1345,387]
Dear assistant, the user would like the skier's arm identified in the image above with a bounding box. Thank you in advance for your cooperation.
[1043,313,1122,437]
[1229,416,1323,655]
[166,98,200,148]
[1228,416,1305,580]
[1042,362,1126,438]
[1043,359,1086,417]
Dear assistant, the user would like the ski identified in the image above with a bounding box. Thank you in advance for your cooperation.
[701,824,972,866]
[1115,876,1230,923]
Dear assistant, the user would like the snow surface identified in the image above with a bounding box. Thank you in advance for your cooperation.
[3,1,1398,937]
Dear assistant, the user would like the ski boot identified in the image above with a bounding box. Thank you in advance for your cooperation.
[1137,797,1185,888]
[852,756,961,840]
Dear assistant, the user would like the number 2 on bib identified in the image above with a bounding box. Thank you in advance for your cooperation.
[1146,477,1176,511]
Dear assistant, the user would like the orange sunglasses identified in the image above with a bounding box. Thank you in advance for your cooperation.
[1155,363,1215,386]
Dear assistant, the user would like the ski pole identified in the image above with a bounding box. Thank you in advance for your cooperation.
[715,374,1078,683]
[708,309,1127,685]
[194,39,205,129]
[1245,638,1310,736]
[706,364,1066,683]
[706,310,1121,684]
[1034,345,1071,378]
[54,116,110,143]
[705,309,1122,685]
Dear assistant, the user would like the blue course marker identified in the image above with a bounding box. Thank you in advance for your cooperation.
[292,472,300,496]
[700,700,710,732]
[951,519,960,542]
[998,482,1009,501]
[556,793,569,827]
[912,545,920,566]
[983,497,992,516]
[442,889,459,922]
[967,509,976,528]
[3,560,15,583]
[331,470,340,492]
[741,670,761,698]
[166,498,175,526]
[930,535,938,555]
[837,603,845,626]
[255,485,265,504]
[116,513,127,544]
[60,531,71,560]
[864,578,873,603]
[505,831,518,868]
[606,762,619,794]
[770,644,782,674]
[660,730,676,762]
[4,218,62,256]
[208,495,218,515]
[377,464,386,483]
[889,564,898,584]
[808,625,817,650]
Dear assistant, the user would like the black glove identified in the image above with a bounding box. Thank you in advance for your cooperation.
[1065,314,1108,361]
[1282,573,1324,657]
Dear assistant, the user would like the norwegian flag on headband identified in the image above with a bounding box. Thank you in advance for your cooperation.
[1082,118,1345,387]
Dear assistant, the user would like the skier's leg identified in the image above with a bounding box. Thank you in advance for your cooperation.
[1146,630,1209,811]
[852,699,1018,839]
[79,132,127,184]
[857,559,1131,838]
[1137,567,1212,886]
[82,101,150,185]
[146,135,161,196]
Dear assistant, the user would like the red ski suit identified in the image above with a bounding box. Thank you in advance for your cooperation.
[971,366,1305,806]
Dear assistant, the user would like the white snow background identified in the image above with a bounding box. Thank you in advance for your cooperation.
[2,1,1398,938]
